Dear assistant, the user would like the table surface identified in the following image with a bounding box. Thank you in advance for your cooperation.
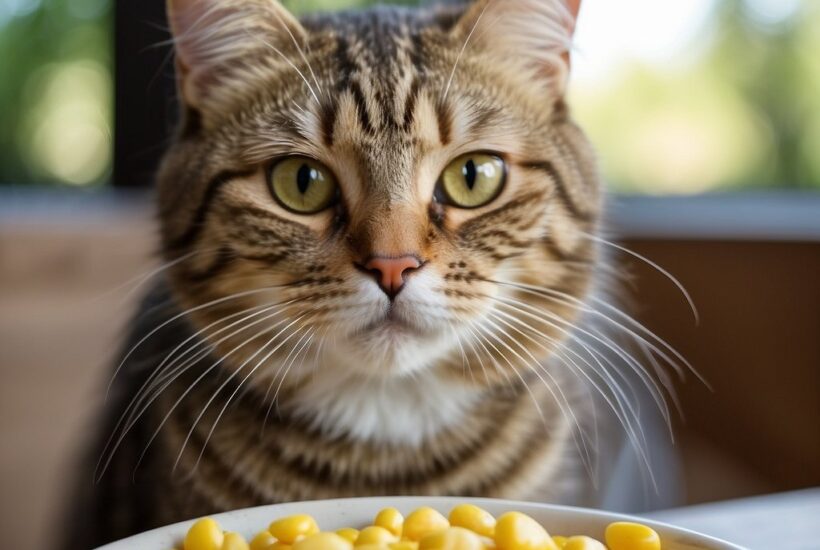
[645,488,820,550]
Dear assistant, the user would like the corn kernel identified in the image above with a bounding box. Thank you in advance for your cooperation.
[266,544,291,550]
[374,507,405,537]
[448,504,496,538]
[249,531,276,550]
[551,536,568,548]
[419,527,485,550]
[336,528,360,543]
[494,511,558,550]
[605,522,661,550]
[356,525,398,545]
[390,542,420,550]
[562,536,606,550]
[221,532,249,550]
[268,515,320,544]
[403,507,450,541]
[185,518,225,550]
[292,532,353,550]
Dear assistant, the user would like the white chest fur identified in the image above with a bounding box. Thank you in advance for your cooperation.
[290,371,484,446]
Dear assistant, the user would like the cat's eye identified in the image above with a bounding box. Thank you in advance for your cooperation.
[268,157,338,214]
[438,153,507,209]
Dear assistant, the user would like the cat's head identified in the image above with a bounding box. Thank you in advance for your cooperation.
[158,0,600,387]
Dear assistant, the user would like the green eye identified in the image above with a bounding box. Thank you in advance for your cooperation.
[439,153,507,209]
[268,157,338,214]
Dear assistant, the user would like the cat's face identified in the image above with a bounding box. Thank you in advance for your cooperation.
[158,0,600,387]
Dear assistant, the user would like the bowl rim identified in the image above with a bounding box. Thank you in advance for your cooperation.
[96,496,746,549]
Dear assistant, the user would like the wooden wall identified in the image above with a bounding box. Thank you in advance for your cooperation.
[623,240,820,500]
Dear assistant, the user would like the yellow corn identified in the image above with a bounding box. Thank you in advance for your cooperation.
[605,522,661,550]
[448,504,496,538]
[403,507,450,541]
[180,505,667,550]
[419,527,485,550]
[292,532,353,550]
[221,532,249,550]
[268,515,320,545]
[249,531,276,550]
[184,518,225,550]
[355,525,398,545]
[374,507,405,537]
[563,536,606,550]
[494,511,558,550]
[336,528,361,543]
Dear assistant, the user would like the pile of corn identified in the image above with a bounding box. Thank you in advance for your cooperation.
[182,504,661,550]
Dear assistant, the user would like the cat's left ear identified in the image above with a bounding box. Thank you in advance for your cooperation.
[452,0,582,96]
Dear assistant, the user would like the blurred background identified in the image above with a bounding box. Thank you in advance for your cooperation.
[1,0,818,549]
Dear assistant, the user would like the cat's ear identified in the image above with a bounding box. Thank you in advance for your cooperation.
[166,0,305,108]
[452,0,581,96]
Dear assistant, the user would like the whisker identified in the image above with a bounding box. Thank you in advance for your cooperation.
[106,284,290,399]
[582,231,699,325]
[87,249,205,306]
[260,320,318,433]
[442,0,493,102]
[492,293,670,435]
[267,322,319,422]
[447,319,473,383]
[97,302,279,475]
[97,299,303,482]
[482,311,595,474]
[252,32,320,104]
[486,278,703,385]
[269,7,324,100]
[488,297,659,484]
[128,310,309,481]
[178,314,314,473]
[114,299,304,440]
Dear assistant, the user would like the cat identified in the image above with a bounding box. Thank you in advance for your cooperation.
[65,0,679,547]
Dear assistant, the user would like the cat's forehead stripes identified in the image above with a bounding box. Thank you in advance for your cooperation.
[313,13,440,147]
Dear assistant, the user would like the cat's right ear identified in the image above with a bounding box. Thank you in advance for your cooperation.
[166,0,305,110]
[452,0,581,97]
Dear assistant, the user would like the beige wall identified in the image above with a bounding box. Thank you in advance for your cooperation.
[0,210,156,550]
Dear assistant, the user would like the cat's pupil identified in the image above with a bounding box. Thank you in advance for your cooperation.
[297,164,312,194]
[463,159,477,190]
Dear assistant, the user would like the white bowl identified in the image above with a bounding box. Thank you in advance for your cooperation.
[97,496,744,549]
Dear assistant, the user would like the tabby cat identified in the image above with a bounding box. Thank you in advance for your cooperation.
[66,0,675,547]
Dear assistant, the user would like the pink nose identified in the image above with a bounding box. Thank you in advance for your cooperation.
[363,256,422,298]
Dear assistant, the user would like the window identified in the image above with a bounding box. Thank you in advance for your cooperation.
[1,0,818,193]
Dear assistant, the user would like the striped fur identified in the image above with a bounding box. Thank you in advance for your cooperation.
[70,1,615,547]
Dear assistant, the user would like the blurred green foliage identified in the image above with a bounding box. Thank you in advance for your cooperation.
[0,0,818,192]
[573,0,820,193]
[0,0,112,186]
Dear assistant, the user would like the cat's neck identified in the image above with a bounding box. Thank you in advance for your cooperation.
[157,364,573,509]
[287,369,487,446]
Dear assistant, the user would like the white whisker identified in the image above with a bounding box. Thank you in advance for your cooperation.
[179,315,314,473]
[582,232,699,324]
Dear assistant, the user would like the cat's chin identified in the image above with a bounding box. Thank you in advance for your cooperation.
[327,317,450,379]
[357,310,429,338]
